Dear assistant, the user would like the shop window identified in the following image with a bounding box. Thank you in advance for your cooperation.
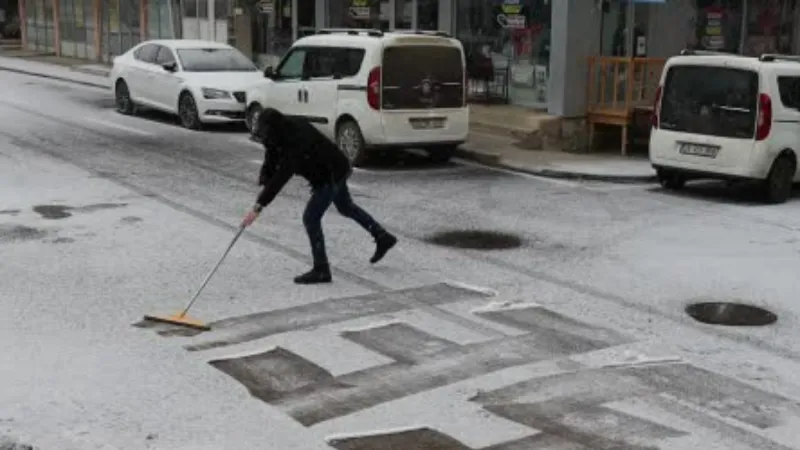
[149,0,180,38]
[417,0,438,30]
[329,0,389,30]
[691,0,743,53]
[183,0,208,18]
[455,0,551,107]
[214,0,230,19]
[744,0,797,55]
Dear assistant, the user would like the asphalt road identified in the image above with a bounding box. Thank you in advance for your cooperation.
[2,70,800,450]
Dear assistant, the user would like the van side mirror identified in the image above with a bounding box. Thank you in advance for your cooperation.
[264,66,274,78]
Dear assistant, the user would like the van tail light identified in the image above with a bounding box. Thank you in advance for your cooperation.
[367,66,381,110]
[756,93,772,141]
[651,85,662,128]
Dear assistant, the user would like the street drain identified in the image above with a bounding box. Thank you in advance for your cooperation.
[426,230,523,250]
[686,302,777,326]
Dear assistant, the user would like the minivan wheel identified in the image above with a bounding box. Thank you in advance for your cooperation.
[115,80,135,115]
[658,171,686,190]
[426,144,457,164]
[245,103,262,134]
[764,155,796,204]
[178,92,202,130]
[337,120,368,166]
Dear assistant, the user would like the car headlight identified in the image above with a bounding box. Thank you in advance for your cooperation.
[201,88,230,99]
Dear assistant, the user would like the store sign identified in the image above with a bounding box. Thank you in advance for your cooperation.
[258,0,274,14]
[348,6,371,18]
[497,13,525,29]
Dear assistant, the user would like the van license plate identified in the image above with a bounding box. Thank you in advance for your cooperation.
[410,118,445,130]
[679,143,719,158]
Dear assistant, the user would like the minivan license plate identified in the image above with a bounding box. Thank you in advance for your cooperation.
[410,118,445,130]
[679,143,719,158]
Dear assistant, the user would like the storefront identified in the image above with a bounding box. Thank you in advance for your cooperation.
[243,0,551,108]
[181,0,232,42]
[20,0,180,61]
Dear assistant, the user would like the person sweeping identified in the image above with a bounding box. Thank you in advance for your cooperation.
[241,108,397,284]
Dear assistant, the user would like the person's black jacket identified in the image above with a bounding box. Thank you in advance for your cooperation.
[255,108,351,208]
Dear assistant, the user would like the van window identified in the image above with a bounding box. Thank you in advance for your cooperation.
[777,76,800,109]
[307,47,365,78]
[381,45,464,109]
[660,65,758,139]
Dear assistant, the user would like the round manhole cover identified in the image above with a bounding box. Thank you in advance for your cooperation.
[686,302,777,326]
[426,230,523,250]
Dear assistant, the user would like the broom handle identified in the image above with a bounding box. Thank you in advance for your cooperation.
[178,225,246,318]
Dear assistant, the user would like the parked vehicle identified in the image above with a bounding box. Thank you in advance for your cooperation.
[650,49,800,203]
[110,39,263,129]
[244,29,469,166]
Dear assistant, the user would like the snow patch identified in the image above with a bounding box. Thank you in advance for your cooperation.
[325,424,430,442]
[445,281,498,297]
[470,299,542,314]
[204,345,280,364]
[597,351,683,369]
[338,320,402,334]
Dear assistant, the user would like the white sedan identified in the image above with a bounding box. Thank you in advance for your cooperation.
[109,39,265,130]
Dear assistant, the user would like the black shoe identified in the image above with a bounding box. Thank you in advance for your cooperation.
[370,233,397,264]
[294,265,332,284]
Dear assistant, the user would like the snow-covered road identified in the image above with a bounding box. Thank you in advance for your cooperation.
[1,70,800,450]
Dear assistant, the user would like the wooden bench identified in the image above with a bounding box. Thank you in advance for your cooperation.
[586,56,666,155]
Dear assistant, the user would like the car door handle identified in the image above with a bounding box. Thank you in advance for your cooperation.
[302,89,309,103]
[297,89,303,102]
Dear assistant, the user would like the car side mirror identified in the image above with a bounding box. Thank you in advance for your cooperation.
[264,66,274,78]
[162,62,177,73]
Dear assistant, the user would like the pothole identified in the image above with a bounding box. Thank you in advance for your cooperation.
[686,302,777,326]
[425,230,523,250]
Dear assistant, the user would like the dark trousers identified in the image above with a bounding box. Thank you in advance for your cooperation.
[303,178,386,267]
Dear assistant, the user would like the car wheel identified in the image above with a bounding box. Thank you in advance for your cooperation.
[764,154,796,204]
[337,120,368,167]
[426,144,457,164]
[178,92,202,130]
[245,103,262,134]
[115,80,135,115]
[658,170,686,190]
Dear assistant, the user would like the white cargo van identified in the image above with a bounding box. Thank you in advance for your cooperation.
[650,50,800,203]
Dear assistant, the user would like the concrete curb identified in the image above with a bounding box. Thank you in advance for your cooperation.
[455,147,657,184]
[0,64,108,89]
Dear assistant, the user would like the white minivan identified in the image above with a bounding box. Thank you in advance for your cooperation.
[244,29,469,166]
[650,50,800,203]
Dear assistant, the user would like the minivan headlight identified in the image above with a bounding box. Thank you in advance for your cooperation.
[202,88,230,99]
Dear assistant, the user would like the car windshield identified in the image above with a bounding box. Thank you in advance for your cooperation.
[176,48,258,72]
[659,64,758,139]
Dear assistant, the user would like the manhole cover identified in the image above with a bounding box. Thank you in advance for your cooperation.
[686,302,777,326]
[426,230,522,250]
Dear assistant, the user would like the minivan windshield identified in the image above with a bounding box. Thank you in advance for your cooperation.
[176,48,258,72]
[660,65,758,139]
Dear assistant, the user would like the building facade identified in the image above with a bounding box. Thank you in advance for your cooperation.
[16,0,800,115]
[19,0,183,61]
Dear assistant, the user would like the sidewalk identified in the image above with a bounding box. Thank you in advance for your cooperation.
[459,128,656,184]
[0,50,110,89]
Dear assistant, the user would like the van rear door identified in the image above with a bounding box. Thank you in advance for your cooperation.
[656,63,760,169]
[381,42,465,110]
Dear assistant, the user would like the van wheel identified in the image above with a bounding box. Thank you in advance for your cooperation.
[658,171,686,190]
[426,144,457,163]
[764,155,796,204]
[245,103,262,134]
[337,120,367,166]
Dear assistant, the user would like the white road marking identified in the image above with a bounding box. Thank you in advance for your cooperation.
[86,118,152,136]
